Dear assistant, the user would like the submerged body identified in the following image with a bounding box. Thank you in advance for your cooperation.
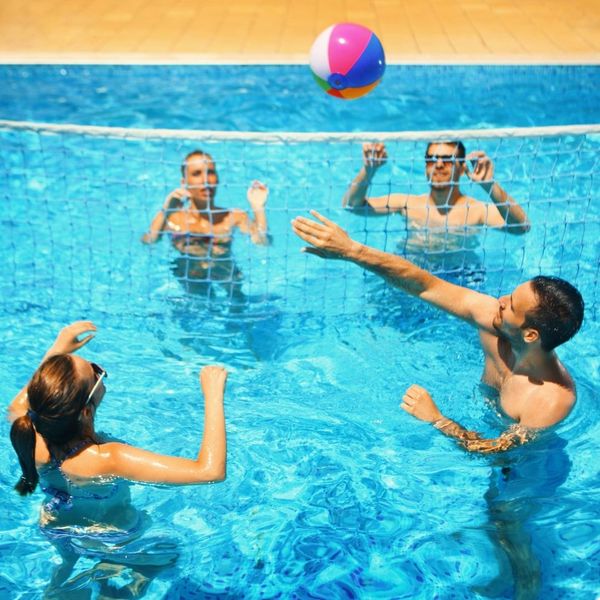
[143,151,269,298]
[165,206,246,296]
[343,141,530,236]
[37,437,136,534]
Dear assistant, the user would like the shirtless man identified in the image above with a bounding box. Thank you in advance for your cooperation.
[142,149,269,252]
[292,211,583,453]
[343,141,530,235]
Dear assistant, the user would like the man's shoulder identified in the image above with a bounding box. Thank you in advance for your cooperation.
[518,374,576,428]
[396,193,429,210]
[356,192,422,214]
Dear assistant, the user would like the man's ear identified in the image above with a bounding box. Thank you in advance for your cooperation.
[522,327,540,345]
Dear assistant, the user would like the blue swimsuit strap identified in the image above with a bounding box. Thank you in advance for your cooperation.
[43,439,121,505]
[50,439,93,469]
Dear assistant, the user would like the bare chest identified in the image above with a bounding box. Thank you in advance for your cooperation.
[481,363,535,421]
[405,199,482,228]
[170,211,232,235]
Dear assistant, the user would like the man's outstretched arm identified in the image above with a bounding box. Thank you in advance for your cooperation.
[401,384,535,454]
[292,210,499,330]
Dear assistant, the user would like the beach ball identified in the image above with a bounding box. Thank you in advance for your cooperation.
[309,23,386,100]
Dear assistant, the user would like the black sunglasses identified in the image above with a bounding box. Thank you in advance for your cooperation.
[86,362,108,406]
[425,153,463,164]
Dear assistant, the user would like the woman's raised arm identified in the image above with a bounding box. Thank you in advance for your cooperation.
[94,366,227,485]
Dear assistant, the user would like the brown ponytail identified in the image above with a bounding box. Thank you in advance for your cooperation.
[10,354,94,495]
[10,414,39,495]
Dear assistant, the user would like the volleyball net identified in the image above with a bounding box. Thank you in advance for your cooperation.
[0,119,598,318]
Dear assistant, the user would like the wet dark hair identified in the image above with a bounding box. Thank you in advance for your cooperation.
[180,150,215,177]
[10,355,95,496]
[426,140,466,160]
[522,276,585,351]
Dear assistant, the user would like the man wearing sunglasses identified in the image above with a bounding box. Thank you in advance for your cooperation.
[342,141,530,235]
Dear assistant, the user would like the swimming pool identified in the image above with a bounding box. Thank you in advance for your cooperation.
[0,65,599,598]
[1,64,599,131]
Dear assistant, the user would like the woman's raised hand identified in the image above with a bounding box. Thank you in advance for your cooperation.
[45,321,97,358]
[163,187,190,212]
[247,180,269,210]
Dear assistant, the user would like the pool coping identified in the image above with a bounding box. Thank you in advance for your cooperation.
[1,53,599,65]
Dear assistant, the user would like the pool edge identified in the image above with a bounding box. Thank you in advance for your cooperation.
[0,52,599,66]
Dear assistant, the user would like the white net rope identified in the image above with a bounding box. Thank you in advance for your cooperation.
[1,120,598,317]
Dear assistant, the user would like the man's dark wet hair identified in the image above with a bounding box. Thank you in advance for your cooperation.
[523,276,585,351]
[426,141,466,160]
[181,150,213,176]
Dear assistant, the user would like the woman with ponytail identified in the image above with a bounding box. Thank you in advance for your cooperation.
[8,321,227,596]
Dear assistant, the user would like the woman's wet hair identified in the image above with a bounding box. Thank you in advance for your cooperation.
[181,149,214,176]
[10,355,94,495]
[523,276,585,351]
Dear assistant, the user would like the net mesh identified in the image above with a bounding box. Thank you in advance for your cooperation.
[1,120,598,318]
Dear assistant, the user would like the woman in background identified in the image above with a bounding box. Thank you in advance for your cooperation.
[142,149,269,299]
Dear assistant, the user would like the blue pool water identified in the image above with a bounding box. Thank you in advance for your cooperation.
[0,65,599,598]
[0,64,599,131]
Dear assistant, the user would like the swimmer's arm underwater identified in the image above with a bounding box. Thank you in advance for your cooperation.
[432,418,532,454]
[401,384,534,454]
